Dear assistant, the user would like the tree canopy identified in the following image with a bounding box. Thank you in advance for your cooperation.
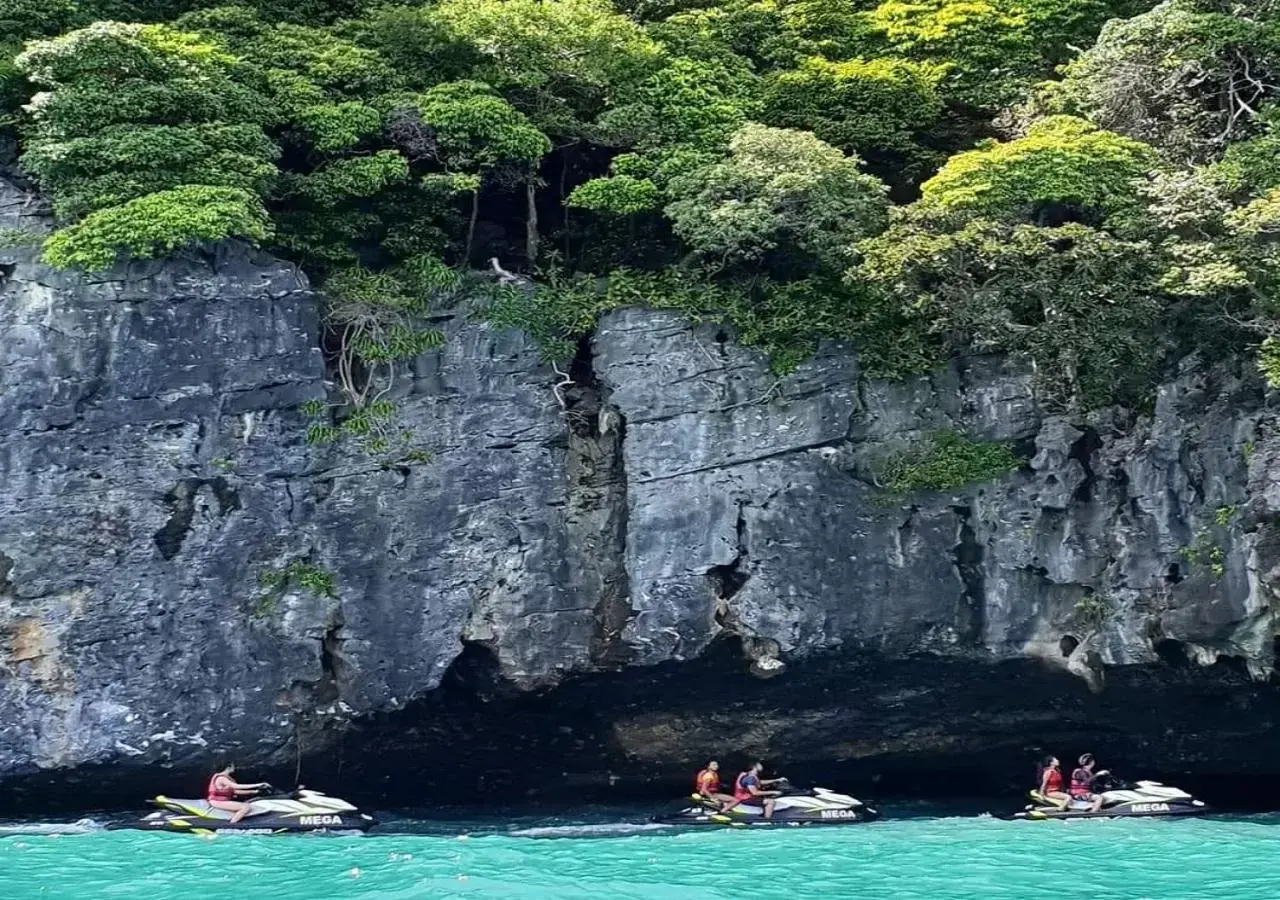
[7,0,1280,412]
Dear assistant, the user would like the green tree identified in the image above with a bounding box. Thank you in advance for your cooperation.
[569,55,759,215]
[763,56,945,182]
[17,22,277,267]
[42,185,271,271]
[666,123,890,277]
[858,117,1168,408]
[0,0,82,37]
[432,0,660,136]
[1046,0,1280,162]
[917,116,1157,225]
[392,81,551,263]
[867,0,1125,109]
[859,218,1164,408]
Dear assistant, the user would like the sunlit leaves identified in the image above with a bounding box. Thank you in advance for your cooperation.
[42,185,271,271]
[918,116,1157,224]
[666,123,890,275]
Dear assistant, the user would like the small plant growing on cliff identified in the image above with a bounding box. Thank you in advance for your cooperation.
[322,260,452,408]
[303,255,458,462]
[1073,593,1113,630]
[1215,505,1236,528]
[1178,527,1227,578]
[878,430,1021,494]
[0,227,44,249]
[255,561,337,617]
[301,398,433,464]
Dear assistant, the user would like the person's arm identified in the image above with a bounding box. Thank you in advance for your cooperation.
[1039,770,1052,794]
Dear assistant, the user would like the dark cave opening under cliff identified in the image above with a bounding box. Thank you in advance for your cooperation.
[8,640,1280,817]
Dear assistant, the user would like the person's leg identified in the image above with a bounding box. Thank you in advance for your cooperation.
[1090,793,1103,813]
[764,797,775,820]
[1047,791,1070,809]
[210,799,250,823]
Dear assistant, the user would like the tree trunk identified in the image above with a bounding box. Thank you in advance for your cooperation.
[465,189,479,266]
[525,171,539,267]
[560,153,570,262]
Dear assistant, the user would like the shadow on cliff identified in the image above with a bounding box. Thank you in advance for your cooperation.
[303,639,1280,814]
[7,639,1280,816]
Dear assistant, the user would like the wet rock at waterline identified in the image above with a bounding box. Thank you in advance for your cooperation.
[2,172,1280,809]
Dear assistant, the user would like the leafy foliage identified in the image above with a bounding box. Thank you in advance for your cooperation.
[9,0,1280,413]
[917,116,1156,224]
[878,430,1022,493]
[42,185,271,271]
[860,219,1165,409]
[17,22,277,264]
[431,0,660,134]
[1045,0,1280,162]
[666,123,889,276]
[256,559,338,615]
[763,56,945,180]
[866,0,1123,109]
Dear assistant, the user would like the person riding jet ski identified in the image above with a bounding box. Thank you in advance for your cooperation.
[694,761,733,810]
[721,762,785,819]
[1015,758,1209,820]
[1070,753,1108,813]
[656,772,880,827]
[207,762,271,824]
[1036,756,1070,810]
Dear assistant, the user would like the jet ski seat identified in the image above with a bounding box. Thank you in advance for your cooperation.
[151,797,236,819]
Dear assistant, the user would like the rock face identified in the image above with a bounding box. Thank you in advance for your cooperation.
[4,173,1280,808]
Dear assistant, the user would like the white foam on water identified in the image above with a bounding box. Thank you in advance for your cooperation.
[0,818,103,836]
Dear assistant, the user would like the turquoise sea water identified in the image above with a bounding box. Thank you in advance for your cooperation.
[5,813,1280,900]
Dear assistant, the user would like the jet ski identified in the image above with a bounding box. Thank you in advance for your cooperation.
[112,786,375,834]
[1012,774,1209,821]
[654,778,880,827]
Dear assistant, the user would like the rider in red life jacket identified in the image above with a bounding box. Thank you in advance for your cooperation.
[206,762,270,825]
[694,760,732,809]
[1036,755,1070,809]
[1069,753,1108,813]
[719,761,782,819]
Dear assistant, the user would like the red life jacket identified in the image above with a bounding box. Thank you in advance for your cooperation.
[1070,767,1094,797]
[207,774,236,802]
[1043,767,1063,794]
[733,771,759,802]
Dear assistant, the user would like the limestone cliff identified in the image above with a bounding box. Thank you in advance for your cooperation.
[3,175,1280,808]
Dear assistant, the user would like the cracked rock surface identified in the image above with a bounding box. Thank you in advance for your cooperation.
[5,173,1280,804]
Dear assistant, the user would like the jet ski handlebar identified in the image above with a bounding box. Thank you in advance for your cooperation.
[1091,772,1133,792]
